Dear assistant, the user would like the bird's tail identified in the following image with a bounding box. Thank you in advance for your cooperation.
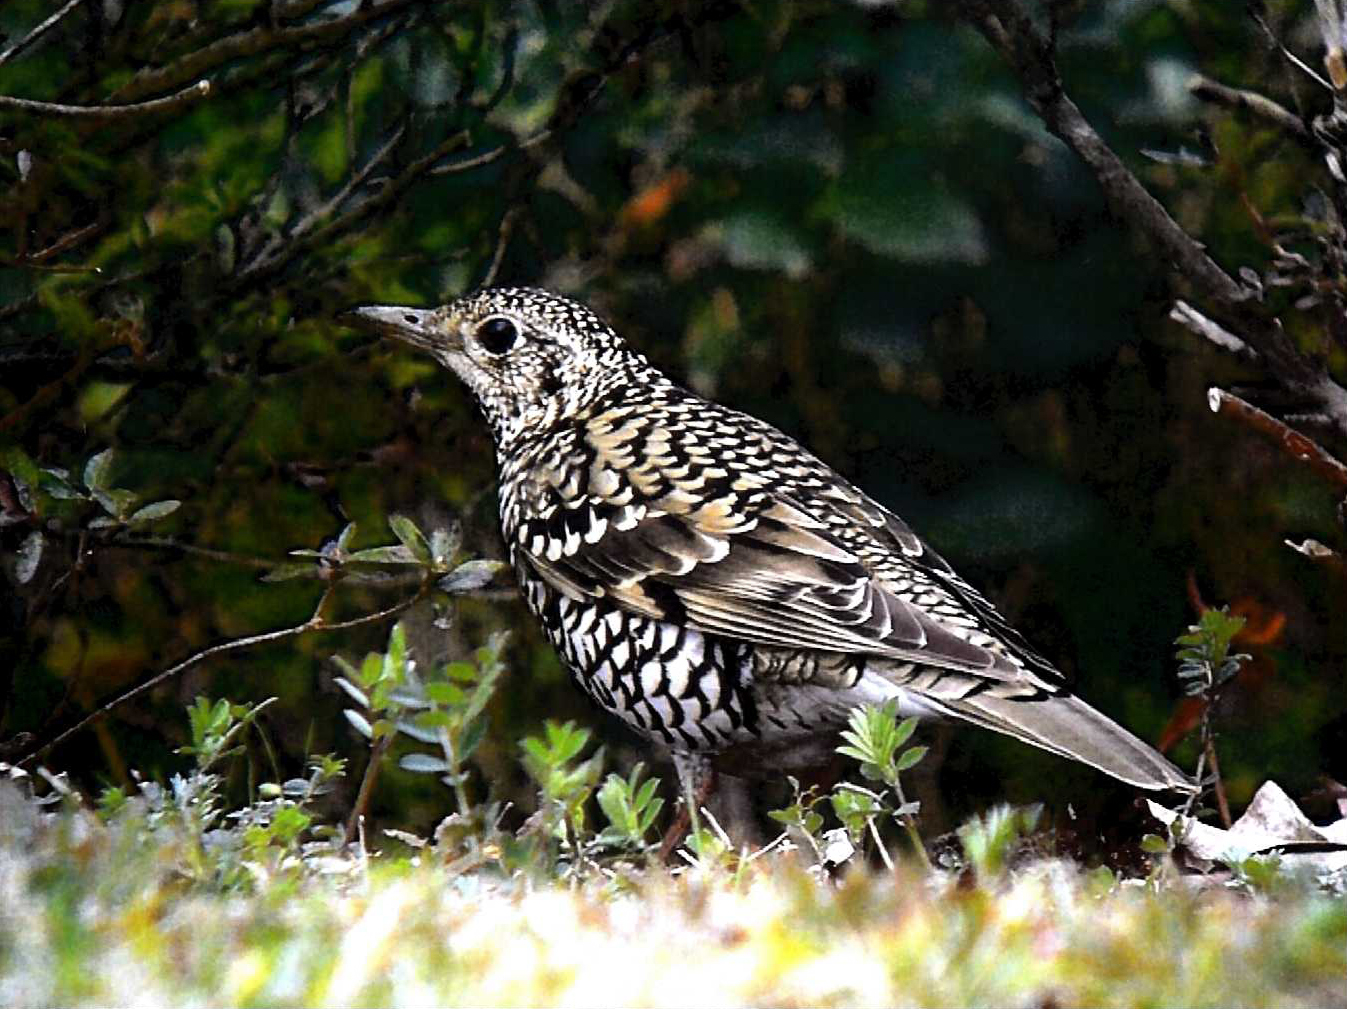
[923,690,1196,793]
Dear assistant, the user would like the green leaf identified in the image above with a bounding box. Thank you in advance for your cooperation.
[425,681,467,705]
[891,716,918,750]
[269,806,311,844]
[895,745,928,772]
[429,525,461,565]
[262,562,318,582]
[458,712,488,761]
[83,449,114,491]
[39,468,85,500]
[92,487,138,519]
[128,500,181,525]
[343,709,373,739]
[1140,833,1171,855]
[382,624,408,684]
[332,676,369,708]
[13,530,43,584]
[443,661,478,683]
[439,559,506,593]
[347,545,420,565]
[711,210,812,279]
[399,753,450,774]
[337,522,358,552]
[388,514,432,563]
[822,157,987,265]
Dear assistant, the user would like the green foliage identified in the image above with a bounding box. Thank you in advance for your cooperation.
[1,0,1342,860]
[520,721,605,856]
[1175,606,1249,700]
[595,762,664,850]
[834,702,928,867]
[836,703,928,788]
[956,803,1043,879]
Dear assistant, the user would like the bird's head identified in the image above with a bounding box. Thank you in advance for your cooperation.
[347,287,652,446]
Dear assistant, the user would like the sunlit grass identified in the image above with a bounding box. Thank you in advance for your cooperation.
[2,777,1344,1009]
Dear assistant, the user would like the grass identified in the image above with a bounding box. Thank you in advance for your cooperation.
[3,617,1344,1007]
[2,770,1346,1008]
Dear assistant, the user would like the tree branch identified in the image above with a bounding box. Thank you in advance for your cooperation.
[1207,386,1347,491]
[959,0,1347,441]
[0,0,84,70]
[1188,74,1312,143]
[0,79,211,120]
[109,0,434,104]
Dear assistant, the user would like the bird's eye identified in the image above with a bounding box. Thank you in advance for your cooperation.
[475,317,519,355]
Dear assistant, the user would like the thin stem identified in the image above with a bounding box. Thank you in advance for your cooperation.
[344,730,394,845]
[868,817,896,873]
[17,581,431,768]
[1205,737,1233,828]
[892,776,932,871]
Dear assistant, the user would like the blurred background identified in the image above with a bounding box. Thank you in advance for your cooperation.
[1,0,1343,841]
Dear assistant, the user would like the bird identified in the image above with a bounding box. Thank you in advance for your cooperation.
[347,287,1193,800]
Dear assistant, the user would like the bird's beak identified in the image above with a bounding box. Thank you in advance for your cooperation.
[342,305,453,353]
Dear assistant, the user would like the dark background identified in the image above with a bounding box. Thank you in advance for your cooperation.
[2,0,1343,839]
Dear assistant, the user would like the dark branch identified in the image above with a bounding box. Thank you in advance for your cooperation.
[1188,74,1312,143]
[959,0,1347,440]
[110,0,435,104]
[0,0,83,69]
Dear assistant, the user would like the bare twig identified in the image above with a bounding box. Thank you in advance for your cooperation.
[1208,386,1347,489]
[1169,300,1258,362]
[430,129,551,176]
[17,581,432,768]
[1204,737,1233,828]
[1188,74,1312,142]
[0,0,84,70]
[1251,10,1335,93]
[345,730,394,845]
[110,0,433,104]
[235,129,471,285]
[481,206,524,287]
[0,79,211,119]
[108,535,279,571]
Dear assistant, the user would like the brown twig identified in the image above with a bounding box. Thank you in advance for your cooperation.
[108,535,280,571]
[234,129,471,284]
[481,206,524,287]
[0,79,211,119]
[1204,738,1233,828]
[16,581,431,768]
[1207,386,1347,490]
[345,730,395,845]
[429,129,551,176]
[1188,74,1312,142]
[109,0,433,104]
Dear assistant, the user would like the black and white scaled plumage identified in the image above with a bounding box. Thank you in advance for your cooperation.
[349,288,1193,794]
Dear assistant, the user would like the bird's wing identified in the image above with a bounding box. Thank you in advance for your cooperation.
[517,478,1054,687]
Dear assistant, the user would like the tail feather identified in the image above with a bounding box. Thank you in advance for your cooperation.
[923,691,1196,793]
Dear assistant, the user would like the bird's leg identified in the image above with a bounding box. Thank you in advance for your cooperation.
[658,752,717,861]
